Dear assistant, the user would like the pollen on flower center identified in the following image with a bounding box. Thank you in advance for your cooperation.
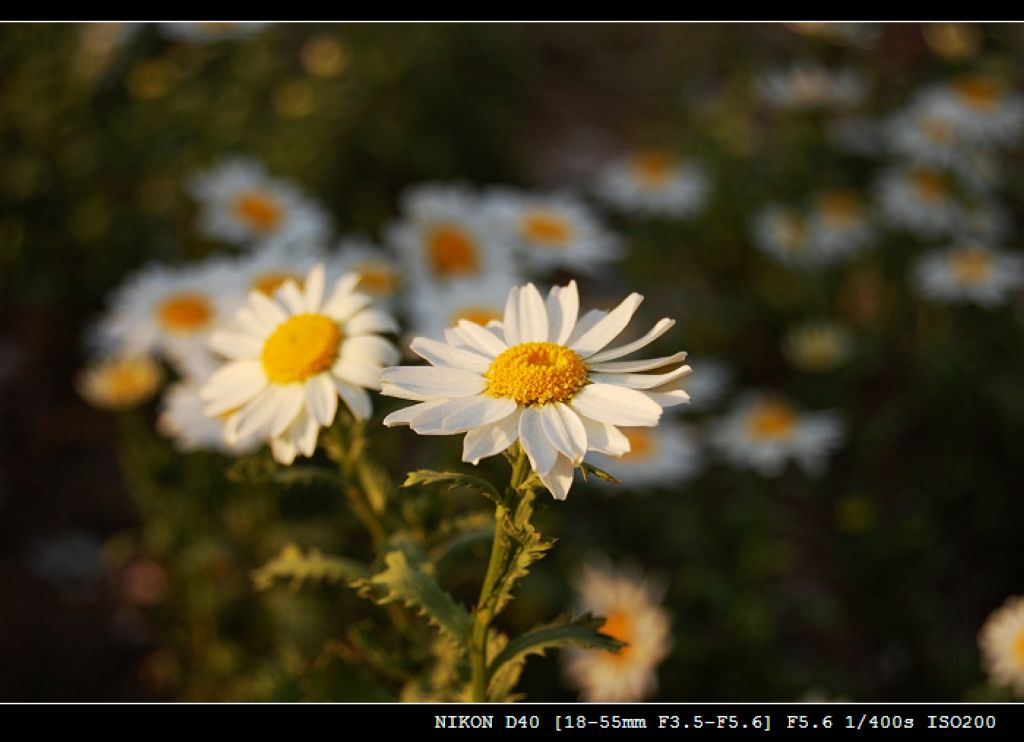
[261,313,342,384]
[521,210,574,247]
[252,271,302,296]
[747,401,798,441]
[909,170,950,203]
[818,190,863,227]
[157,292,213,333]
[954,75,1000,110]
[485,341,588,406]
[600,609,633,659]
[426,224,480,277]
[630,150,676,188]
[233,190,283,232]
[949,249,993,284]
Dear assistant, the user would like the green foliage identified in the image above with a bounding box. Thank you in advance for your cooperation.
[403,469,502,506]
[252,544,371,592]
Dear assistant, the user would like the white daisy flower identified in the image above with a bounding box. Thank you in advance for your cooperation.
[332,236,403,306]
[783,319,854,372]
[885,107,964,169]
[234,237,328,298]
[159,22,270,42]
[710,394,845,478]
[406,274,520,344]
[752,205,813,267]
[158,379,259,455]
[94,258,244,376]
[589,420,702,489]
[676,357,732,411]
[386,183,517,291]
[911,243,1024,308]
[188,157,331,248]
[484,189,621,275]
[806,188,875,262]
[876,166,964,238]
[915,75,1024,148]
[381,281,690,500]
[758,64,867,111]
[595,150,710,219]
[200,264,400,465]
[979,596,1024,697]
[562,562,671,702]
[77,355,162,410]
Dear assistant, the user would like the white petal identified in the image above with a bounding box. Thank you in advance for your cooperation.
[346,308,399,336]
[579,416,630,456]
[323,291,373,323]
[381,366,486,401]
[271,436,297,465]
[554,402,588,459]
[305,373,338,426]
[235,388,286,440]
[546,281,579,346]
[270,384,306,437]
[236,307,273,337]
[249,291,288,328]
[408,397,480,434]
[277,279,307,316]
[644,375,692,408]
[304,264,325,312]
[332,359,383,390]
[201,361,267,414]
[502,286,522,346]
[461,410,522,464]
[519,406,558,475]
[589,364,691,390]
[334,379,371,420]
[517,283,549,342]
[569,292,643,358]
[341,335,399,368]
[571,383,662,427]
[409,337,491,373]
[322,272,361,314]
[455,320,507,358]
[441,396,518,433]
[538,454,574,501]
[297,410,320,456]
[585,318,676,364]
[382,399,449,427]
[208,330,263,361]
[538,403,580,462]
[565,308,607,347]
[587,351,688,373]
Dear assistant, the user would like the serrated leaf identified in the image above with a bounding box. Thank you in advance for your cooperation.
[487,613,625,693]
[252,543,370,591]
[355,550,473,648]
[402,469,501,506]
[490,491,556,614]
[578,461,620,484]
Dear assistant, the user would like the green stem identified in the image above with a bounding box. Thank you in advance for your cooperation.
[328,417,388,547]
[469,444,531,702]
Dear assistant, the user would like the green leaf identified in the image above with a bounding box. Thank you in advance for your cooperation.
[402,469,502,506]
[252,543,371,591]
[578,461,620,484]
[487,613,625,695]
[355,550,473,648]
[490,490,556,614]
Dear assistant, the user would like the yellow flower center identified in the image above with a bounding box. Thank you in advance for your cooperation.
[630,150,676,189]
[817,190,863,227]
[450,305,503,328]
[260,313,342,384]
[600,609,633,659]
[157,292,214,334]
[251,271,302,296]
[1013,629,1024,668]
[232,190,283,232]
[520,210,574,247]
[426,224,480,278]
[909,170,950,203]
[948,248,994,285]
[747,400,798,441]
[80,357,162,410]
[354,262,399,295]
[485,342,588,406]
[619,427,657,461]
[954,75,1001,111]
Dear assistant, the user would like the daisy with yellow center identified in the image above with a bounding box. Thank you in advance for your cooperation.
[382,281,690,500]
[912,243,1024,308]
[188,157,330,248]
[876,166,964,239]
[332,237,402,307]
[485,190,621,274]
[979,596,1024,697]
[93,258,244,379]
[77,355,162,410]
[806,188,874,263]
[200,264,399,465]
[589,419,702,489]
[595,150,710,219]
[710,394,845,477]
[387,183,516,290]
[783,319,854,373]
[752,206,814,266]
[915,75,1024,147]
[562,562,671,702]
